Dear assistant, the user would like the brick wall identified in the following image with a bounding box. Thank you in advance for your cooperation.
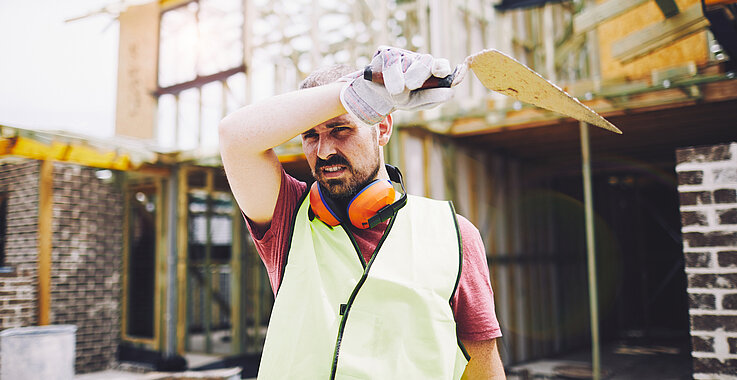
[676,143,737,379]
[0,160,124,374]
[0,160,41,329]
[51,163,123,373]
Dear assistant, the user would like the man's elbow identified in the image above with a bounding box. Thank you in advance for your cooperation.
[218,113,239,145]
[218,109,255,152]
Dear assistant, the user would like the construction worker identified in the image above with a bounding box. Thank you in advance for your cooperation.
[219,47,505,379]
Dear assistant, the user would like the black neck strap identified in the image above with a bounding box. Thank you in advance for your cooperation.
[365,164,407,229]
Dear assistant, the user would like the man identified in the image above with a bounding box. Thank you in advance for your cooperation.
[219,47,505,379]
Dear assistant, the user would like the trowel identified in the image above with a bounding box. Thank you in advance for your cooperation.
[365,49,622,134]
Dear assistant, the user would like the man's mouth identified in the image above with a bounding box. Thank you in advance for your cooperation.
[320,165,346,177]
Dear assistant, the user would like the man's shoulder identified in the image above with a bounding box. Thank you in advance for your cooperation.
[454,214,479,234]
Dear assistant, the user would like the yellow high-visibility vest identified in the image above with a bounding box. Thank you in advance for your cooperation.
[258,193,469,379]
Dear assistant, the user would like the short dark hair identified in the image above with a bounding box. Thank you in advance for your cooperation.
[299,64,357,89]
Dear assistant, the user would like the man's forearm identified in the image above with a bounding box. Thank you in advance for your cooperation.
[219,81,345,155]
[219,81,346,225]
[461,338,506,379]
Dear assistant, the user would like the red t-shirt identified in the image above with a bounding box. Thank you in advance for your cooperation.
[246,170,502,341]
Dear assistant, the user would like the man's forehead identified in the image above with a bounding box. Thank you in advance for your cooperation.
[305,114,360,133]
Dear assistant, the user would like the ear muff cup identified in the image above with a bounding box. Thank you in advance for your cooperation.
[347,179,395,229]
[309,181,341,226]
[309,179,396,229]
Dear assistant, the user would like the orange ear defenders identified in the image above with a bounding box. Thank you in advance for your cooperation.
[309,165,407,229]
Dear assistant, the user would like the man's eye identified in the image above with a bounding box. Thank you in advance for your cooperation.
[303,133,318,139]
[333,127,350,133]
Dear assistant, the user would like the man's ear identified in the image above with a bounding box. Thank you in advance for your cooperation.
[377,114,393,146]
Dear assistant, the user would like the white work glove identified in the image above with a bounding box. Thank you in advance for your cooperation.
[339,46,467,125]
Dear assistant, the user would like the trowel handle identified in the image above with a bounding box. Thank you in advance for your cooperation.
[363,67,456,89]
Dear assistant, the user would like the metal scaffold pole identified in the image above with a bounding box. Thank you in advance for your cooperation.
[580,121,601,380]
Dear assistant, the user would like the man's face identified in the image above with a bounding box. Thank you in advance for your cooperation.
[302,114,381,199]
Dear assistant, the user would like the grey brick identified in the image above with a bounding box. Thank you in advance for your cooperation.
[718,251,737,267]
[685,252,711,268]
[681,211,708,226]
[714,188,737,204]
[723,293,737,310]
[678,171,704,185]
[718,209,737,225]
[683,232,737,247]
[689,293,715,309]
[692,335,714,352]
[688,273,737,288]
[676,145,732,164]
[691,315,737,331]
[693,357,737,375]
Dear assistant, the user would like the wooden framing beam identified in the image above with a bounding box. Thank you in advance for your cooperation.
[154,65,246,97]
[203,170,214,353]
[176,167,189,354]
[574,0,649,35]
[612,3,709,63]
[155,178,166,350]
[230,196,244,354]
[38,160,53,326]
[555,32,586,72]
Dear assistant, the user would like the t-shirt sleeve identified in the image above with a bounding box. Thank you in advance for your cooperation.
[244,169,307,294]
[452,214,503,341]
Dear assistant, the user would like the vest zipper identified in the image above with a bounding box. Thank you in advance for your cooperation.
[329,212,399,379]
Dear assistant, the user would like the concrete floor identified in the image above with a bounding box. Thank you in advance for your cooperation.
[74,354,252,380]
[75,341,692,379]
[507,342,692,379]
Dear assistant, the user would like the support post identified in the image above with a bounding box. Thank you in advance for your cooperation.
[231,195,244,354]
[38,160,53,326]
[579,122,600,380]
[176,167,189,354]
[155,179,165,350]
[164,168,180,357]
[204,170,214,353]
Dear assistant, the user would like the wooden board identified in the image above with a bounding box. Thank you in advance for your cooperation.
[597,0,709,80]
[115,2,160,140]
[612,3,709,63]
[574,0,650,35]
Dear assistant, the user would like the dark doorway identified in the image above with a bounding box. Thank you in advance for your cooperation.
[549,156,690,346]
[126,186,158,339]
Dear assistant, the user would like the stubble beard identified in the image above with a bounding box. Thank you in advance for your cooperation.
[325,161,380,200]
[314,153,381,200]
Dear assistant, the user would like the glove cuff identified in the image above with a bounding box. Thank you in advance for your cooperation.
[340,79,394,125]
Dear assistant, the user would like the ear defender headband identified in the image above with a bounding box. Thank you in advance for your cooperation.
[309,165,407,229]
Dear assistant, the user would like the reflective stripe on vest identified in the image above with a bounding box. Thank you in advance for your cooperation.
[258,194,469,380]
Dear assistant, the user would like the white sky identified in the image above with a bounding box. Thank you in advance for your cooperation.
[0,0,120,138]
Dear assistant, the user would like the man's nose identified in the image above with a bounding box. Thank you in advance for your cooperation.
[316,137,336,160]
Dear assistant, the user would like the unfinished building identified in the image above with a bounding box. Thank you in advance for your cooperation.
[1,0,736,378]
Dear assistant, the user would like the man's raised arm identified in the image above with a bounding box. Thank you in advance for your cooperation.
[218,82,346,228]
[220,47,460,229]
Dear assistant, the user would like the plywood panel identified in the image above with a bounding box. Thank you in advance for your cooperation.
[116,2,160,140]
[597,0,709,80]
